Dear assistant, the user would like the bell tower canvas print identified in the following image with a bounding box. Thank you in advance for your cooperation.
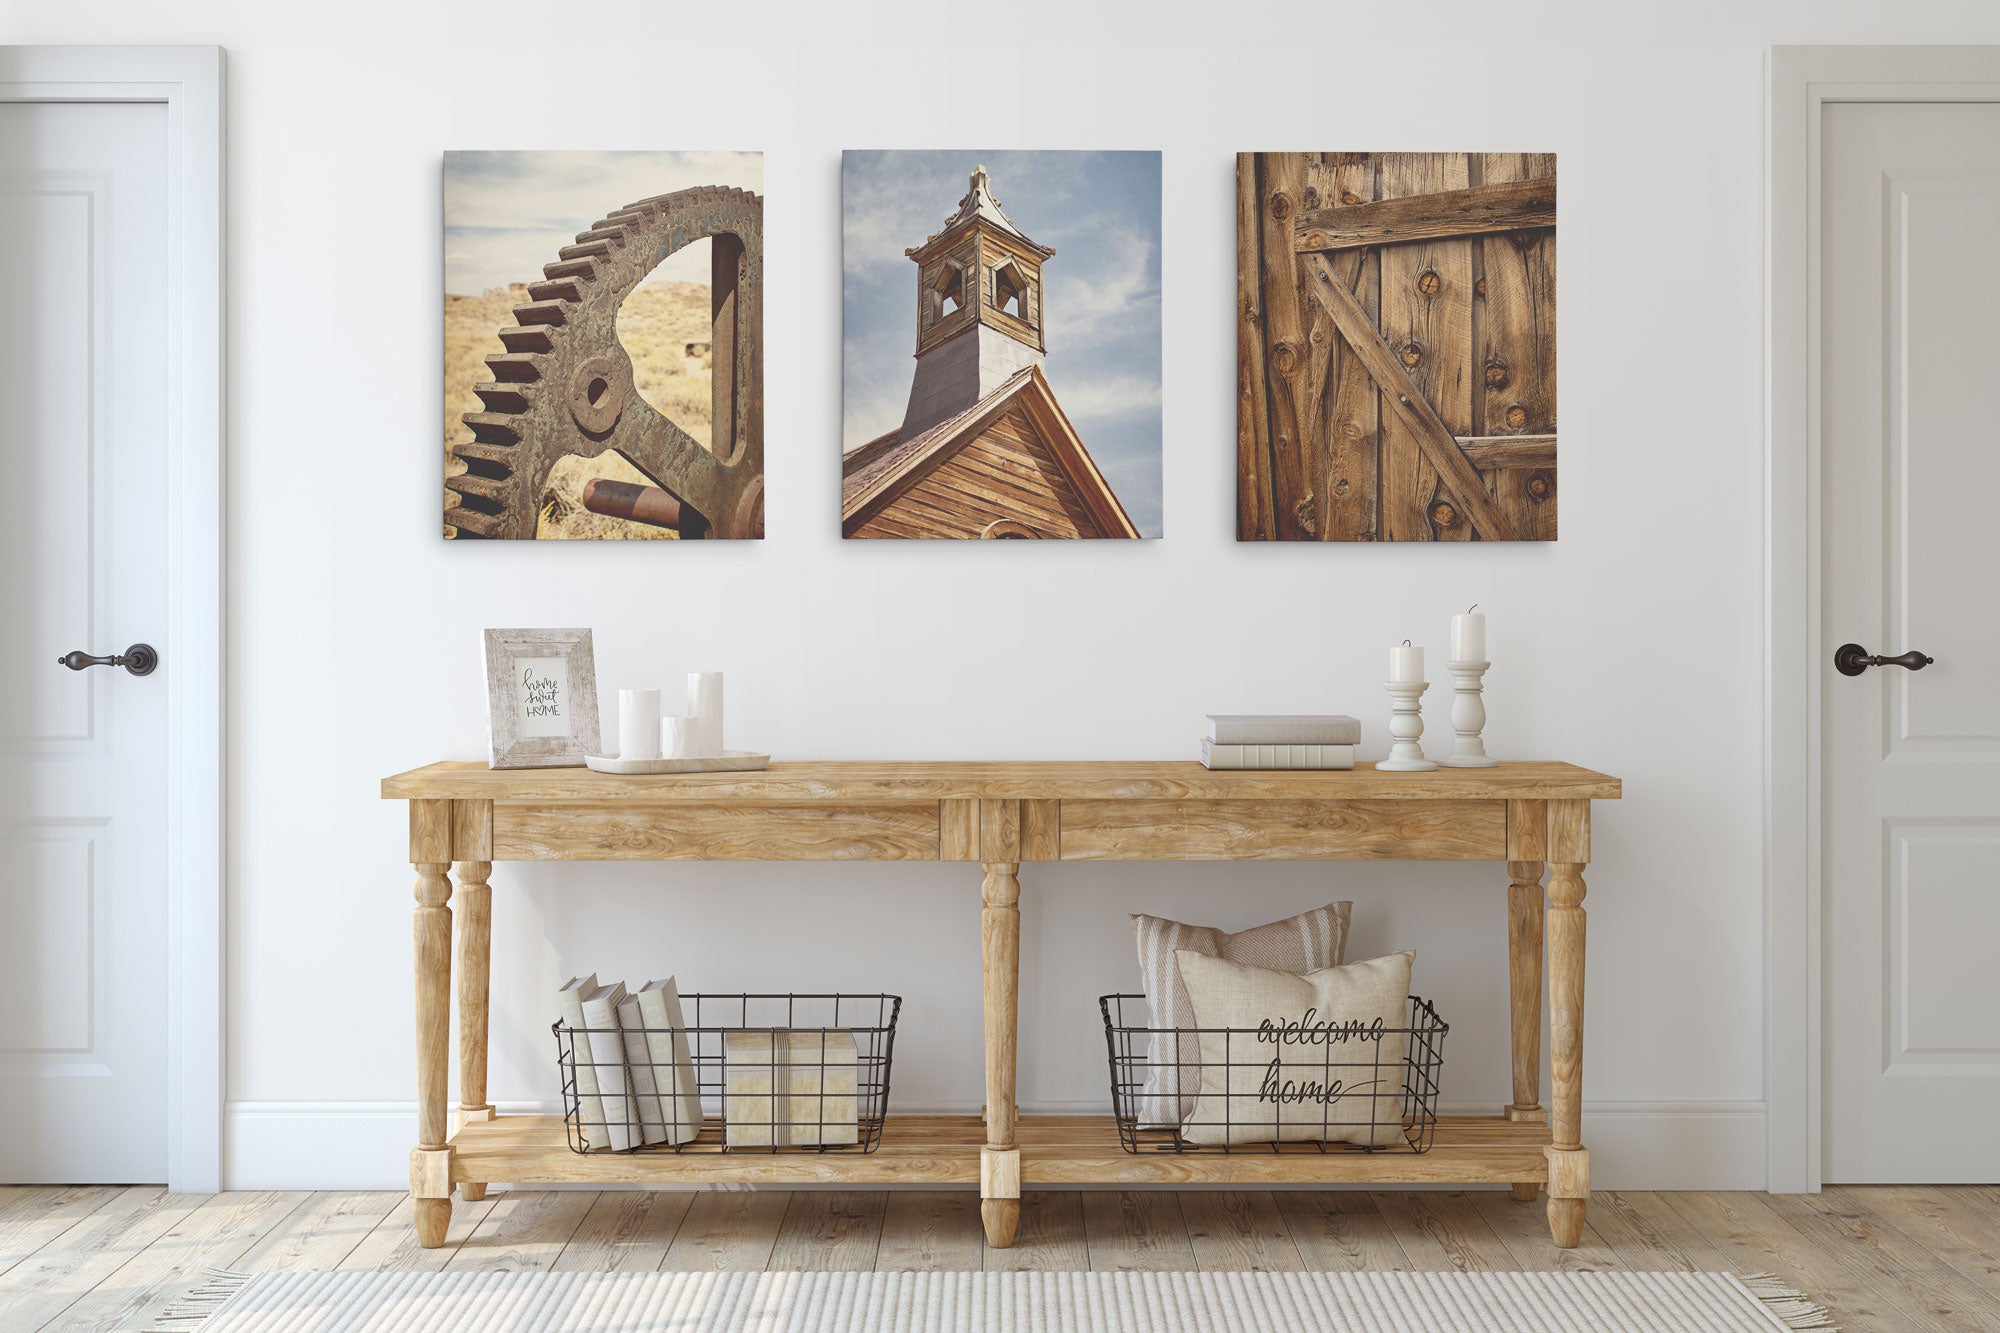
[1236,152,1556,542]
[842,151,1162,539]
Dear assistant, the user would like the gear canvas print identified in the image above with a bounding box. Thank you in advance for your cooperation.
[842,151,1162,539]
[443,151,763,539]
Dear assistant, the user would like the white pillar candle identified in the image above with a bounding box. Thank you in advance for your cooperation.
[1450,610,1486,663]
[618,688,662,760]
[688,671,724,756]
[661,715,698,759]
[1389,643,1425,684]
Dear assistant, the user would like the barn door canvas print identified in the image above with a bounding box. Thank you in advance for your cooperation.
[443,151,764,540]
[1236,152,1555,542]
[842,150,1162,539]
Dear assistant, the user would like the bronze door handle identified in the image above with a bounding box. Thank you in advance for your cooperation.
[1834,643,1933,676]
[58,643,158,676]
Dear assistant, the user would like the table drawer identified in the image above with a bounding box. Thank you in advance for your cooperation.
[1058,798,1506,860]
[491,803,941,860]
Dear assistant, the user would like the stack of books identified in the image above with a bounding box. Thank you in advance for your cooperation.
[1201,714,1359,770]
[557,974,704,1151]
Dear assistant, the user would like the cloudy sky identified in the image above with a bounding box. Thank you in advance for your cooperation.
[842,150,1163,538]
[443,151,762,295]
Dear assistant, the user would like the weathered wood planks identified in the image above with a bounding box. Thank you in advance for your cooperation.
[1238,152,1556,542]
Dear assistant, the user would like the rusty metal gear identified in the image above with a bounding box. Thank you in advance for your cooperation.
[446,186,764,539]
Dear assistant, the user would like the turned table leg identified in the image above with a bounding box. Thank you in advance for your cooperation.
[1544,799,1590,1248]
[454,856,493,1202]
[1506,859,1547,1202]
[409,799,455,1248]
[980,859,1021,1248]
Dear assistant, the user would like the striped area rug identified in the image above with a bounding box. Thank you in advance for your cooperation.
[157,1268,1834,1331]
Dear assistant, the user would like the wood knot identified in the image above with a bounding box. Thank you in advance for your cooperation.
[1484,360,1510,389]
[1430,500,1460,529]
[1294,494,1317,535]
[1339,419,1364,441]
[1475,277,1487,298]
[1527,471,1553,500]
[1302,231,1328,249]
[1268,190,1294,222]
[1303,185,1322,209]
[1340,190,1364,206]
[1399,342,1423,368]
[1505,404,1528,429]
[1272,340,1302,376]
[1333,477,1350,497]
[1416,269,1441,297]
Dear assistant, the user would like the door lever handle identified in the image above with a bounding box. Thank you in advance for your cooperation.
[58,643,158,677]
[1834,643,1933,676]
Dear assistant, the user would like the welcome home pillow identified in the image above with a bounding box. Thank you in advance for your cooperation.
[1174,948,1415,1148]
[1131,903,1350,1127]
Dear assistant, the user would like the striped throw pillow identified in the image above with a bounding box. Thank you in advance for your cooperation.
[1130,903,1351,1127]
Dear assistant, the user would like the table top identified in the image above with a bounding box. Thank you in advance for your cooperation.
[382,760,1621,803]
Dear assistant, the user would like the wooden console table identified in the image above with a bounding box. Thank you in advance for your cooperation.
[381,760,1619,1250]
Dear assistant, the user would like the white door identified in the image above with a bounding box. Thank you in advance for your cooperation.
[1823,101,2000,1182]
[0,100,170,1182]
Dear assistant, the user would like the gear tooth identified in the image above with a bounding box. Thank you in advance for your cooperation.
[512,300,567,327]
[556,241,612,263]
[445,506,502,538]
[473,382,530,412]
[461,411,523,443]
[483,352,543,383]
[543,257,596,281]
[452,441,516,467]
[527,278,582,303]
[497,325,555,354]
[573,225,627,247]
[448,472,508,502]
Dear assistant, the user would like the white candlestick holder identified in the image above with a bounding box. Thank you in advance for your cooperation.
[1379,679,1437,772]
[1438,660,1498,768]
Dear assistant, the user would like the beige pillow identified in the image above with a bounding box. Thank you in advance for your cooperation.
[1130,903,1350,1127]
[1175,948,1415,1148]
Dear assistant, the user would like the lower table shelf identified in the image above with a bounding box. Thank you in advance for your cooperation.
[447,1114,1552,1189]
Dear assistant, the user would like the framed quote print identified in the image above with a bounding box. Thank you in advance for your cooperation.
[481,628,602,769]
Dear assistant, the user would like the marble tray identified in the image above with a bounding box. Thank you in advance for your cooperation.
[583,750,771,775]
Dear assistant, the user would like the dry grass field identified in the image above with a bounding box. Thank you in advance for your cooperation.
[443,281,714,539]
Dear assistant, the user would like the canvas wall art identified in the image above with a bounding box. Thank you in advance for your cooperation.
[1236,152,1556,542]
[841,150,1163,539]
[444,151,764,540]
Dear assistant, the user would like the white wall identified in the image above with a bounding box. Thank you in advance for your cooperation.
[24,0,2000,1190]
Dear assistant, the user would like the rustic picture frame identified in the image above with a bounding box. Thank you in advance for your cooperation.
[481,628,602,769]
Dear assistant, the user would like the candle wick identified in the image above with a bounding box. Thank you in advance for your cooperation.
[1402,639,1411,646]
[1467,603,1478,614]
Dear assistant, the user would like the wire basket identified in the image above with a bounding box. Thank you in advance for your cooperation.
[1100,993,1447,1154]
[555,992,900,1155]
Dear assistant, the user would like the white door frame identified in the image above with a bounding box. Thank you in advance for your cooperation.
[0,45,226,1193]
[1766,45,2000,1194]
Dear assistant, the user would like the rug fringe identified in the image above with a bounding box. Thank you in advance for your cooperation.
[144,1268,253,1331]
[1737,1272,1839,1329]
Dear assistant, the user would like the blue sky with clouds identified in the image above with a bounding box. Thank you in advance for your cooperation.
[443,151,761,295]
[842,150,1163,537]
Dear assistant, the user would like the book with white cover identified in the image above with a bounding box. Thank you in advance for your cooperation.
[1200,739,1356,771]
[616,994,669,1145]
[579,981,635,1151]
[556,974,613,1151]
[1206,714,1361,745]
[635,978,703,1144]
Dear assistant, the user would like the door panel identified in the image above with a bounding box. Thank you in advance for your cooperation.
[0,100,170,1182]
[1824,101,2000,1182]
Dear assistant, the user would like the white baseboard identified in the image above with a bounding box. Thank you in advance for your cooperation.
[224,1099,1767,1192]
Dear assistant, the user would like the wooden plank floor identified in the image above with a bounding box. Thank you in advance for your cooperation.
[1,1186,1995,1331]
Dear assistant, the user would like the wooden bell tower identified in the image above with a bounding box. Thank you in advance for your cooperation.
[899,165,1057,439]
